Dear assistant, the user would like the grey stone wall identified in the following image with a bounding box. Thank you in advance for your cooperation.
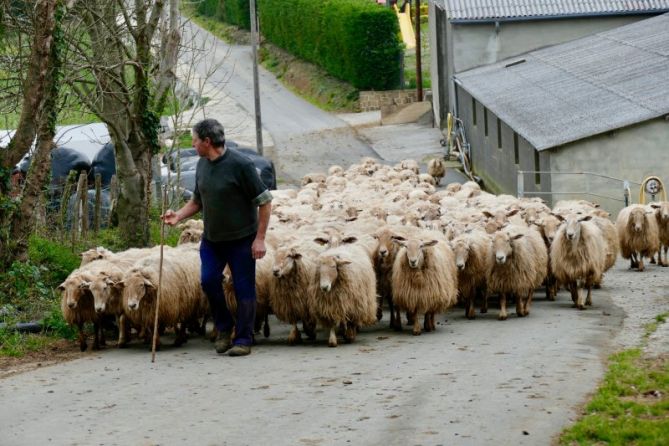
[359,90,418,112]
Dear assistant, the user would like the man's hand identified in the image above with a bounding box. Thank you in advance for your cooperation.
[161,209,180,226]
[251,238,266,260]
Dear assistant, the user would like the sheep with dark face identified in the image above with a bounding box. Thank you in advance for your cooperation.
[616,204,660,271]
[308,245,377,347]
[535,213,563,300]
[427,158,446,185]
[391,231,458,335]
[371,225,410,328]
[489,225,547,320]
[551,215,606,310]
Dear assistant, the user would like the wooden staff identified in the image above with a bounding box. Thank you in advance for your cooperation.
[152,185,168,363]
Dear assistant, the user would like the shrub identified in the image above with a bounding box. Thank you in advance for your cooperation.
[197,0,251,30]
[258,0,402,90]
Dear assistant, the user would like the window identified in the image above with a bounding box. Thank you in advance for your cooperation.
[514,133,519,164]
[497,119,502,149]
[472,98,477,126]
[534,150,541,185]
[484,108,488,137]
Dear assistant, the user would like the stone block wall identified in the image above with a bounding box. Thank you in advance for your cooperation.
[359,89,418,112]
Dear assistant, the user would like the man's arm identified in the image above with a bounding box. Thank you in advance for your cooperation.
[161,199,202,226]
[251,201,272,259]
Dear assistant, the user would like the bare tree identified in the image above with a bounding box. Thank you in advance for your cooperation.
[62,0,172,247]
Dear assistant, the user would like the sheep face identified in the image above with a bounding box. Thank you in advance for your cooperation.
[122,273,156,311]
[564,215,592,242]
[395,239,439,269]
[88,274,118,313]
[451,238,471,271]
[178,229,203,245]
[317,255,351,292]
[374,231,403,259]
[272,247,302,278]
[538,215,562,245]
[628,207,649,233]
[59,276,91,309]
[492,231,523,265]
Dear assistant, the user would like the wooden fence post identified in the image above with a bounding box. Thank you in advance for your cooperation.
[60,170,76,242]
[71,172,86,249]
[80,173,89,242]
[108,174,118,227]
[93,173,102,234]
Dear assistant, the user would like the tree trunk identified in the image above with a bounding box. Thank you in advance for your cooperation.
[0,0,58,268]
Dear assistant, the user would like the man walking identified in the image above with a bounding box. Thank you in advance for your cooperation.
[162,119,272,356]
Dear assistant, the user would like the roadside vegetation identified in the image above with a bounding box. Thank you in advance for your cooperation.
[559,314,669,445]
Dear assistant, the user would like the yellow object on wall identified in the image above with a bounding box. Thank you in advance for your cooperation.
[639,176,666,204]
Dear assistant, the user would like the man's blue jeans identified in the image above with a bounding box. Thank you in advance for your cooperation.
[200,235,257,346]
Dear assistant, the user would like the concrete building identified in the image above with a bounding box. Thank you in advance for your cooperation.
[452,13,669,214]
[428,0,669,128]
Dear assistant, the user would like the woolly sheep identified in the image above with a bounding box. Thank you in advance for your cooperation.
[308,245,378,347]
[268,242,320,344]
[451,230,493,319]
[550,215,606,309]
[650,201,669,266]
[177,219,204,245]
[391,230,458,335]
[615,204,660,271]
[59,266,104,351]
[427,158,446,185]
[489,225,547,320]
[119,247,208,348]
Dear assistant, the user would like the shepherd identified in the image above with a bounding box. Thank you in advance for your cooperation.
[162,119,273,357]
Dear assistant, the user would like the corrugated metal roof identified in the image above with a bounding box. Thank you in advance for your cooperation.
[454,13,669,150]
[440,0,669,21]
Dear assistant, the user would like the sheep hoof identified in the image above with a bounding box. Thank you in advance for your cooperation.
[593,283,601,289]
[498,314,507,321]
[79,343,87,352]
[480,308,488,314]
[118,342,128,349]
[376,307,383,321]
[577,305,586,310]
[412,330,422,336]
[328,341,338,348]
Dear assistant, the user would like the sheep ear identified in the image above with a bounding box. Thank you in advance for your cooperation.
[554,214,565,222]
[578,215,593,222]
[392,238,407,247]
[506,209,520,217]
[650,203,661,209]
[336,258,352,266]
[482,211,494,218]
[113,281,125,290]
[143,279,155,290]
[422,240,439,248]
[79,281,91,290]
[104,277,116,286]
[512,233,524,240]
[290,251,302,260]
[313,237,329,246]
[57,283,66,291]
[391,235,407,241]
[342,236,358,244]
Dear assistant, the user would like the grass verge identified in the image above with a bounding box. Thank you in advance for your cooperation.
[559,315,669,445]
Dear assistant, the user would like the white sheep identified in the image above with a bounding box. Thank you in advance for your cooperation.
[616,204,660,271]
[308,245,377,347]
[488,225,547,320]
[650,201,669,266]
[427,158,446,185]
[451,230,493,319]
[391,230,458,335]
[550,215,606,309]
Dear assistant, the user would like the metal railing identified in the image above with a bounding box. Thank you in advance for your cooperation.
[517,170,643,211]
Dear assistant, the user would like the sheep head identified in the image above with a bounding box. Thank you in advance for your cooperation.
[628,207,649,233]
[650,202,669,222]
[122,272,156,311]
[451,237,471,271]
[59,274,93,310]
[374,230,404,259]
[564,215,592,242]
[317,254,351,292]
[492,231,523,265]
[272,246,302,278]
[394,238,438,269]
[88,272,121,314]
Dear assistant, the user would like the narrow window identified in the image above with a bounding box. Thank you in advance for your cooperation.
[484,108,488,137]
[534,150,541,185]
[497,118,502,149]
[513,133,519,164]
[472,98,477,126]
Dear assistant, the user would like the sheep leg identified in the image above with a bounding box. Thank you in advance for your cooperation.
[568,282,579,305]
[661,247,668,267]
[429,313,436,331]
[466,295,476,320]
[406,311,416,326]
[303,319,317,340]
[630,253,639,269]
[515,293,525,318]
[173,323,188,347]
[328,326,338,347]
[76,322,87,352]
[480,288,488,314]
[585,279,594,307]
[498,294,508,321]
[287,324,302,345]
[523,290,533,316]
[391,306,402,331]
[545,276,556,301]
[118,314,129,348]
[412,315,422,336]
[343,323,357,343]
[575,280,586,310]
[638,253,645,272]
[376,294,384,321]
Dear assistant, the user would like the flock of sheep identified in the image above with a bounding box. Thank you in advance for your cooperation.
[59,157,669,351]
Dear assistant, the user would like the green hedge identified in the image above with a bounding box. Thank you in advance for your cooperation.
[197,0,251,30]
[258,0,402,90]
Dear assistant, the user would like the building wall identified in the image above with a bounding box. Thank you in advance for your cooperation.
[456,87,551,196]
[435,14,652,125]
[428,3,448,128]
[548,119,669,215]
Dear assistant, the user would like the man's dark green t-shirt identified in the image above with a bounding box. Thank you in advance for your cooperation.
[193,148,273,242]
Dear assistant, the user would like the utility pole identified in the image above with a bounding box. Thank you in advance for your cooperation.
[250,0,264,155]
[415,0,423,101]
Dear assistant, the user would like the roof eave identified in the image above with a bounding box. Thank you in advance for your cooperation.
[448,9,669,24]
